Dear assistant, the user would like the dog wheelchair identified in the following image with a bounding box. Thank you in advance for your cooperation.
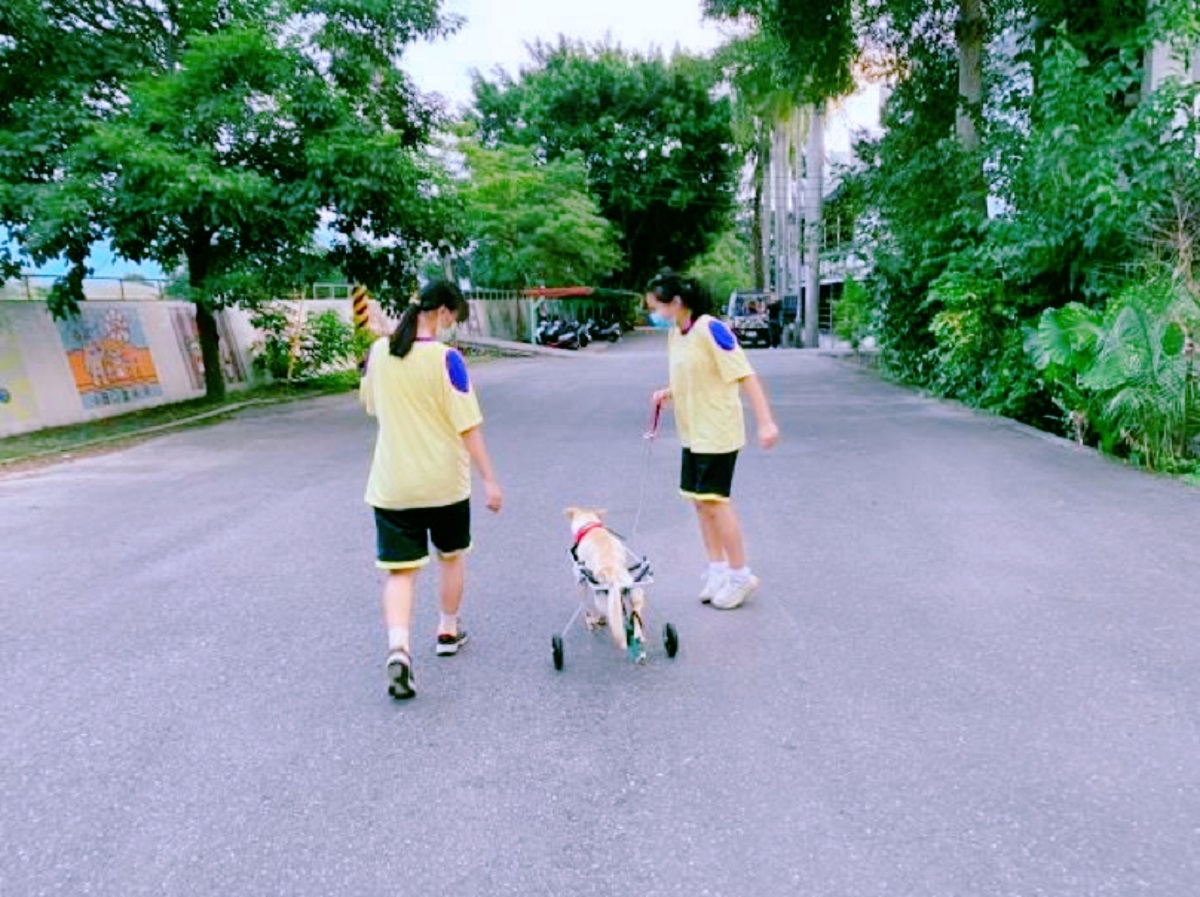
[551,537,680,670]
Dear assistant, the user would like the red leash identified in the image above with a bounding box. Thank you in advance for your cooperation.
[644,403,662,440]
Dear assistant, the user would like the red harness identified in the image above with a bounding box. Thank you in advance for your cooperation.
[573,521,606,547]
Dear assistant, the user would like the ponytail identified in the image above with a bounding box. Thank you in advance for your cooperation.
[389,280,467,359]
[680,278,714,318]
[389,301,422,359]
[646,267,713,318]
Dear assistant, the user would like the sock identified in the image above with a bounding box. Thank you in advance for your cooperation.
[387,626,410,652]
[708,561,729,575]
[729,566,751,582]
[438,613,457,635]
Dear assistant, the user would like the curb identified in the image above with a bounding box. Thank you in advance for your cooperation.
[0,397,282,467]
[454,336,578,358]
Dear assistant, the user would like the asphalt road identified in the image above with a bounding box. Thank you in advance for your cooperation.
[2,332,1198,897]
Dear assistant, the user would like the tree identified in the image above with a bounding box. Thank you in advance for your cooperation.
[1,0,460,398]
[704,0,856,347]
[0,0,202,295]
[458,139,622,289]
[470,40,738,290]
[686,229,755,306]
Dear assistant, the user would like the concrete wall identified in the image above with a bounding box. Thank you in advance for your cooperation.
[0,299,263,438]
[0,292,544,438]
[463,297,535,343]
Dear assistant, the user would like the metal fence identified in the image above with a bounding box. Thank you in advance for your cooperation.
[0,274,174,302]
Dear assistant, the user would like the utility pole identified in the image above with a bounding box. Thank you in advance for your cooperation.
[438,242,456,283]
[803,103,825,349]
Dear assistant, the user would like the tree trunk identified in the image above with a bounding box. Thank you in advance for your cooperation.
[955,0,985,153]
[194,300,226,400]
[803,103,824,350]
[752,136,766,292]
[187,241,226,400]
[773,119,788,300]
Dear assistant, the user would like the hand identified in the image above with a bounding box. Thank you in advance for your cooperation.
[651,388,671,408]
[483,479,503,513]
[758,420,780,450]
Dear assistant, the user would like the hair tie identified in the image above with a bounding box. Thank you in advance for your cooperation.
[408,297,420,307]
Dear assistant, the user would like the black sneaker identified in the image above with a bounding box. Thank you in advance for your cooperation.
[436,630,469,657]
[386,648,415,700]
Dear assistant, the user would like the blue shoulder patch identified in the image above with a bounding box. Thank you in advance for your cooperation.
[709,319,737,351]
[445,349,471,394]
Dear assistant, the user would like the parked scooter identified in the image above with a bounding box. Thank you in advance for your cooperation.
[576,319,593,348]
[534,316,581,350]
[591,319,622,342]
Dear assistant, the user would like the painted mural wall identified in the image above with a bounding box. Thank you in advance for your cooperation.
[0,300,258,438]
[0,293,527,439]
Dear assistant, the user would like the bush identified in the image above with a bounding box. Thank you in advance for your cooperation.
[1030,278,1200,470]
[250,304,355,382]
[833,274,872,352]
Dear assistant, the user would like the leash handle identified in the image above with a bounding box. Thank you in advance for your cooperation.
[643,403,662,440]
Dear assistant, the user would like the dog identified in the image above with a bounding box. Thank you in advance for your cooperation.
[565,507,646,652]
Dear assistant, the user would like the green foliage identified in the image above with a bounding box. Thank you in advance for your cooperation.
[833,274,872,351]
[836,3,1200,475]
[685,230,754,305]
[0,0,460,398]
[469,40,737,289]
[251,305,355,382]
[459,139,622,288]
[703,0,855,103]
[1031,280,1200,470]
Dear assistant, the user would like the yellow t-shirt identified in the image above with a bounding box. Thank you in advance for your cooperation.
[668,314,755,454]
[361,338,483,509]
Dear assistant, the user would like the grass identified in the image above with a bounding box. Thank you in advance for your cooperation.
[0,370,360,465]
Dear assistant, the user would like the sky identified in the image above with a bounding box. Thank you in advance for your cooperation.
[12,0,731,280]
[403,0,731,112]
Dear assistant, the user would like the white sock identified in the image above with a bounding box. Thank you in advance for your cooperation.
[387,626,410,652]
[439,613,457,634]
[729,566,751,582]
[708,561,729,577]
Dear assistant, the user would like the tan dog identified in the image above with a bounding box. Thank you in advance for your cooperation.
[565,507,645,652]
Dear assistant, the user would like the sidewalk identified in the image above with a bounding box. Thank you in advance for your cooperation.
[455,335,577,357]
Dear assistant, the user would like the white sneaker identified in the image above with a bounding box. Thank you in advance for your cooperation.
[711,573,759,610]
[699,568,727,604]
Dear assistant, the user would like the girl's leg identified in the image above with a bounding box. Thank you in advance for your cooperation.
[693,501,727,564]
[696,500,746,568]
[381,569,419,698]
[382,569,419,647]
[694,500,734,603]
[437,554,465,634]
[435,553,470,655]
[703,500,758,610]
[707,500,746,570]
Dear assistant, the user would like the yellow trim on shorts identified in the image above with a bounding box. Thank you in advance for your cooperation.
[679,489,731,503]
[435,543,473,561]
[376,557,431,571]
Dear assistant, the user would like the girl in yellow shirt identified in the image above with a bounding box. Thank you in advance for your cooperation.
[360,281,503,699]
[646,270,779,610]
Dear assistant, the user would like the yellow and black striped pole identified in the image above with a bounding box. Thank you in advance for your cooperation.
[352,284,371,373]
[351,284,370,334]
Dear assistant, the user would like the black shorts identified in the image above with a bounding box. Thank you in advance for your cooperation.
[679,449,738,502]
[373,499,472,570]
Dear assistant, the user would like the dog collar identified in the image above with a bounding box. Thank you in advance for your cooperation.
[573,521,605,547]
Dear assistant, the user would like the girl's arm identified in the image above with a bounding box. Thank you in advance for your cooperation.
[462,426,503,512]
[741,374,780,450]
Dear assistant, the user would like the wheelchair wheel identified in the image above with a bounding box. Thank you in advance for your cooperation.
[663,623,679,658]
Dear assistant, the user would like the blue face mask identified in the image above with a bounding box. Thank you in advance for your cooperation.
[649,310,674,329]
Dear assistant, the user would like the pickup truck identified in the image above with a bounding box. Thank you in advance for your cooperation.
[726,291,797,348]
